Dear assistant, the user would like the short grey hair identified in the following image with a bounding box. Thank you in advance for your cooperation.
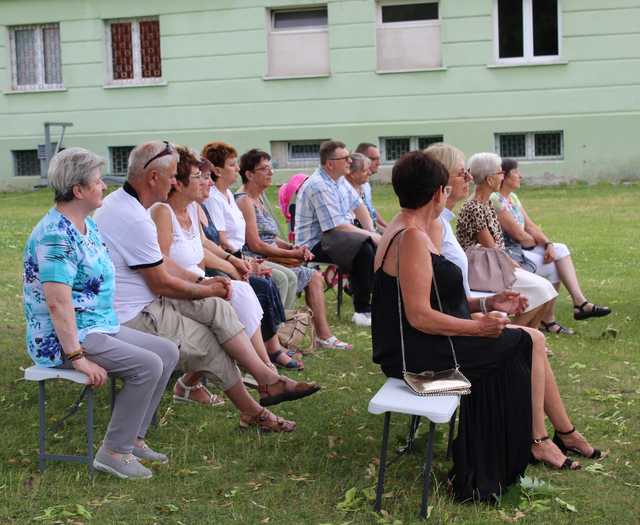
[127,140,178,181]
[349,152,370,174]
[468,152,502,185]
[48,147,105,203]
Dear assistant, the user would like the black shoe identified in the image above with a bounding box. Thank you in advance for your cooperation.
[553,426,602,459]
[573,301,611,320]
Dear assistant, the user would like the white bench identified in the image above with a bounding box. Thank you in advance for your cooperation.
[368,377,460,519]
[24,365,118,478]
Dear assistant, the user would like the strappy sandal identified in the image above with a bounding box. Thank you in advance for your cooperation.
[573,301,611,321]
[553,426,602,459]
[259,378,320,407]
[530,436,580,470]
[173,376,225,407]
[540,320,575,335]
[239,407,296,433]
[316,335,353,350]
[268,349,304,371]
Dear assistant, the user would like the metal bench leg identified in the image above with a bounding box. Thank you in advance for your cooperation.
[86,388,94,479]
[38,381,46,473]
[374,412,391,512]
[397,415,421,455]
[446,408,457,460]
[419,422,436,519]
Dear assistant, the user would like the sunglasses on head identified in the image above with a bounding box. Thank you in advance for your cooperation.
[143,141,175,169]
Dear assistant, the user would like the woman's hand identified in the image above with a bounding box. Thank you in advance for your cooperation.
[489,291,528,315]
[543,244,556,264]
[72,357,108,387]
[291,245,314,262]
[248,258,272,277]
[231,256,251,279]
[474,314,509,337]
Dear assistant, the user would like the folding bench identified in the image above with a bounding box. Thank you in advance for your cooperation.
[368,377,460,519]
[23,365,119,478]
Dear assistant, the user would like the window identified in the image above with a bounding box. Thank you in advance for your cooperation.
[266,7,330,78]
[13,150,40,177]
[381,135,443,162]
[376,2,441,72]
[109,146,134,176]
[494,0,560,63]
[270,140,329,169]
[8,23,62,91]
[105,18,162,85]
[495,132,563,160]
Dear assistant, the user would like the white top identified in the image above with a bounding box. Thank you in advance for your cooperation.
[94,187,162,323]
[203,186,246,252]
[153,202,204,277]
[439,208,471,295]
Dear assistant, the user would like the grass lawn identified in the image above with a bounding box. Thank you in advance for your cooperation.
[0,183,638,524]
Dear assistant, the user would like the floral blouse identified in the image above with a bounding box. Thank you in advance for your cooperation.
[456,198,505,250]
[23,208,119,367]
[490,192,525,226]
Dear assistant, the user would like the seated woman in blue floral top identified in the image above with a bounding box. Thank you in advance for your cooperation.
[23,148,179,480]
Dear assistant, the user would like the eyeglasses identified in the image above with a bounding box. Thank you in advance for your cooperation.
[329,155,351,161]
[456,168,472,180]
[143,141,175,169]
[367,156,380,162]
[254,164,273,173]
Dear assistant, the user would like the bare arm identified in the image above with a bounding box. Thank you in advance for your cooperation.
[521,207,549,245]
[42,282,108,385]
[333,222,381,245]
[237,196,305,259]
[476,228,498,248]
[353,202,374,232]
[397,229,507,337]
[496,208,536,247]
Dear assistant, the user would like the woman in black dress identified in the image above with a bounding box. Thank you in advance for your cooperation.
[372,151,599,502]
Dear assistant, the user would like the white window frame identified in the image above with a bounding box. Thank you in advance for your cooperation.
[270,6,328,33]
[8,23,64,92]
[377,0,439,29]
[495,131,564,160]
[492,0,563,65]
[380,135,443,163]
[104,18,163,87]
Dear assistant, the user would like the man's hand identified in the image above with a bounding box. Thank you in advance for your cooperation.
[370,232,382,246]
[72,357,108,387]
[202,276,233,300]
[543,244,555,264]
[489,291,528,315]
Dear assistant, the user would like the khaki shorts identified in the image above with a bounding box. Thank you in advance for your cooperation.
[124,296,244,390]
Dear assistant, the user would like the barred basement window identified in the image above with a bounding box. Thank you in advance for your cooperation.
[9,23,63,91]
[109,146,134,176]
[13,150,40,177]
[105,18,163,85]
[289,141,323,161]
[381,135,444,162]
[495,131,563,160]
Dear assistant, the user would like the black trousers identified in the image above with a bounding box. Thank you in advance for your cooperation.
[311,238,375,313]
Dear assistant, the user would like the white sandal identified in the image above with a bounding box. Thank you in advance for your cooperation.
[316,335,352,350]
[173,376,225,407]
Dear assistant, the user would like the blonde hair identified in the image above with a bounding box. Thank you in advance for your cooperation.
[424,142,465,176]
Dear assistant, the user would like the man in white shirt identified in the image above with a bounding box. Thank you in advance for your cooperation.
[95,141,319,431]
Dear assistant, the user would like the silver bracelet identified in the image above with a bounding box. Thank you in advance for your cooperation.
[480,296,488,314]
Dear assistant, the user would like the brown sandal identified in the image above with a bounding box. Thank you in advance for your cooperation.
[239,408,296,433]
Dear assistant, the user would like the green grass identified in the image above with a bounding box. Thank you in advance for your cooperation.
[0,183,639,524]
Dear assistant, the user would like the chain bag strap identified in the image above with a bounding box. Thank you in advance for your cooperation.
[394,230,471,397]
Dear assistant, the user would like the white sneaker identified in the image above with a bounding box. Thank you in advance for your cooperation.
[352,312,372,327]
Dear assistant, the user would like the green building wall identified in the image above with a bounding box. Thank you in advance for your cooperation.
[1,0,639,190]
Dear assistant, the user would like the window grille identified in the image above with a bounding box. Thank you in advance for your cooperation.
[383,138,411,162]
[289,142,322,161]
[14,150,40,177]
[110,146,134,176]
[498,134,527,159]
[534,132,562,158]
[9,23,62,90]
[418,135,444,150]
[106,18,162,85]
